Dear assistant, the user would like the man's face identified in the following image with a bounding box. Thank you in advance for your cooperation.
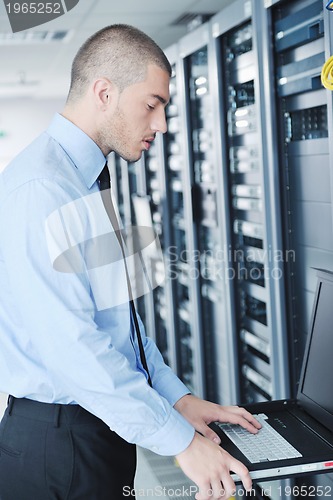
[100,64,170,161]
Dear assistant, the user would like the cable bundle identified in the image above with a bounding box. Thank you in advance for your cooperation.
[321,55,333,90]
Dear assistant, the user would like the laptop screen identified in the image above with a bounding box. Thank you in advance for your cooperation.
[298,273,333,431]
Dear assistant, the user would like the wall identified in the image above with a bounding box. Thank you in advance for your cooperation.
[0,96,65,171]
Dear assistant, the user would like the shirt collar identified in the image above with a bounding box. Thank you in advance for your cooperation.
[47,113,106,189]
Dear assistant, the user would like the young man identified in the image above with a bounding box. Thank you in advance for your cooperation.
[0,25,260,500]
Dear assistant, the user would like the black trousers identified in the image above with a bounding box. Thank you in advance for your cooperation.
[0,397,136,500]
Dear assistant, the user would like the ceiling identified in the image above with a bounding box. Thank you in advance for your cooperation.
[0,0,231,99]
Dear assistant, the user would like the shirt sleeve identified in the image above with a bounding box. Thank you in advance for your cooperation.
[0,178,194,456]
[135,313,191,407]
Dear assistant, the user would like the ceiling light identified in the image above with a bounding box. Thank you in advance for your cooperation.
[0,30,73,45]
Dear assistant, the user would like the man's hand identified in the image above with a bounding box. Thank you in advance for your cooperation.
[176,432,251,499]
[174,394,261,444]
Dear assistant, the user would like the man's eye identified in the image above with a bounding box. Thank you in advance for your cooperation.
[147,104,155,110]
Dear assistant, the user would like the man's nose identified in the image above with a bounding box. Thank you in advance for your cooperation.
[151,108,167,134]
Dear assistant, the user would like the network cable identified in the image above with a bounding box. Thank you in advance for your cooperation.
[321,55,333,90]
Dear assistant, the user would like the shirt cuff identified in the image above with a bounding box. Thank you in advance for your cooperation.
[153,371,191,408]
[136,406,195,456]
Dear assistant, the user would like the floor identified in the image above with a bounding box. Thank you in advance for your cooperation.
[135,447,196,500]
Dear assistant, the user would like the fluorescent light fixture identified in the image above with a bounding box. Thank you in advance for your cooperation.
[0,30,73,45]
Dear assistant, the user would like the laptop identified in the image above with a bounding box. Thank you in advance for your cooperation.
[211,268,333,483]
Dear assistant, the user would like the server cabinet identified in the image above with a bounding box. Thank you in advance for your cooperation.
[267,0,333,393]
[108,153,150,328]
[210,0,290,407]
[264,0,333,493]
[145,141,174,367]
[159,40,206,397]
[170,21,246,402]
[131,134,178,370]
[128,156,153,341]
[177,25,227,402]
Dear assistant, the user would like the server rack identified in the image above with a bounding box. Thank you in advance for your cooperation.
[209,3,292,497]
[132,136,178,369]
[264,0,333,492]
[268,0,333,394]
[159,39,206,397]
[178,24,238,403]
[210,0,290,409]
[153,43,189,374]
[145,141,173,366]
[108,153,149,326]
[128,156,153,340]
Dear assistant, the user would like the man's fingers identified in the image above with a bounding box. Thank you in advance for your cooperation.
[210,478,226,499]
[223,407,262,433]
[218,474,236,498]
[200,423,221,444]
[195,481,212,500]
[194,470,239,499]
[232,416,260,434]
[177,433,251,500]
[237,408,262,429]
[230,459,252,492]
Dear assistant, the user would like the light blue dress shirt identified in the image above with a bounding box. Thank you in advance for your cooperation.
[0,113,194,456]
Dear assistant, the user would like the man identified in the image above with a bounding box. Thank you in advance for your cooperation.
[0,25,261,500]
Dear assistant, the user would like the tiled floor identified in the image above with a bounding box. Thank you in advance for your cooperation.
[135,447,196,500]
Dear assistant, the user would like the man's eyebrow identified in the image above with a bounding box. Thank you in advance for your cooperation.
[151,94,169,105]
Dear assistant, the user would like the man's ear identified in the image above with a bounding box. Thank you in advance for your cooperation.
[92,78,116,109]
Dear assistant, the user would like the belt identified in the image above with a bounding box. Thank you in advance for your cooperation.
[7,396,103,428]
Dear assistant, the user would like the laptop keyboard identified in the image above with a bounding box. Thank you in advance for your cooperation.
[216,413,303,463]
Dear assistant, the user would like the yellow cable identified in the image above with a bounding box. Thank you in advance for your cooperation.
[321,55,333,90]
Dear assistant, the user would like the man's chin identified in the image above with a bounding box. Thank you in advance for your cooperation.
[109,147,142,163]
[121,152,143,163]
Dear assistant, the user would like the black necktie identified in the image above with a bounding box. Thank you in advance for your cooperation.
[98,163,152,387]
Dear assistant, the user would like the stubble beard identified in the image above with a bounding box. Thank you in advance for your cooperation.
[100,106,142,163]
